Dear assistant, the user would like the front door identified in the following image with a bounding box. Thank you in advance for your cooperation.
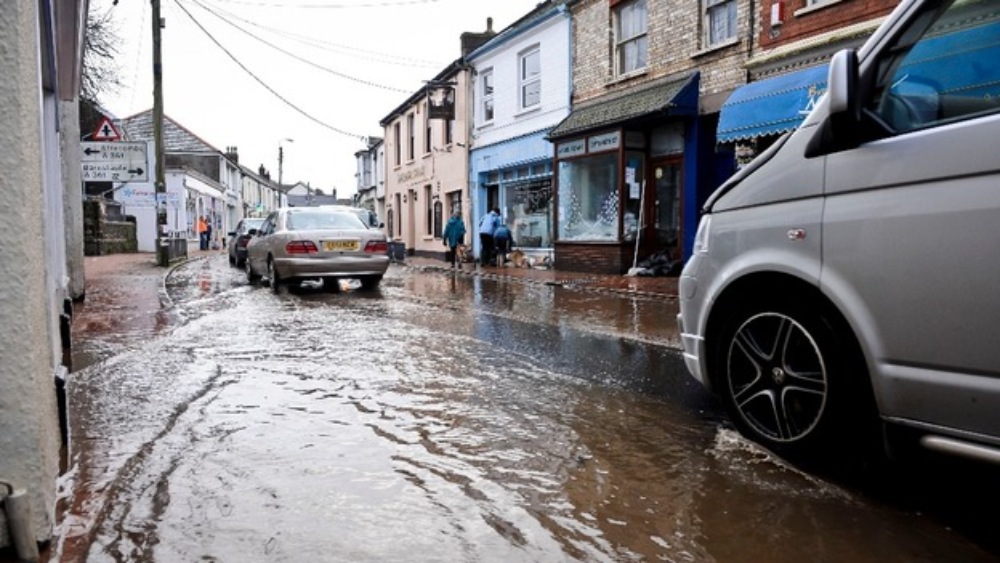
[651,158,683,261]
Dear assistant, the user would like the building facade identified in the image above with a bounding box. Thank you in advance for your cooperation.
[466,1,572,264]
[546,0,754,273]
[1,0,88,551]
[354,137,385,228]
[380,66,474,258]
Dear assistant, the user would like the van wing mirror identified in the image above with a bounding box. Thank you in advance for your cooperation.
[827,49,859,120]
[805,49,863,158]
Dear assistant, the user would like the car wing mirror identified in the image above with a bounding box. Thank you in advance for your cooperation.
[248,228,258,236]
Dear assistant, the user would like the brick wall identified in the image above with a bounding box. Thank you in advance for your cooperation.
[571,0,753,107]
[759,0,898,50]
[555,242,635,274]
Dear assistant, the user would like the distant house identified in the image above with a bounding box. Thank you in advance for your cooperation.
[119,111,240,251]
[285,181,340,207]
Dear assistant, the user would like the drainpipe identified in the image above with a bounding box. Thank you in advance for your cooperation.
[0,481,39,561]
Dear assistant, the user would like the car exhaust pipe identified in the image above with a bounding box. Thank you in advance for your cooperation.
[1,481,39,561]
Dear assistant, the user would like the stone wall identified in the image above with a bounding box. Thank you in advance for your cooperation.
[83,199,138,256]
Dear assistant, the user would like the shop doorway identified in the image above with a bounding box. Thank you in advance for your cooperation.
[651,158,683,261]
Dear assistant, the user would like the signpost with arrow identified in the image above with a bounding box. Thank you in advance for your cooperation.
[80,141,149,182]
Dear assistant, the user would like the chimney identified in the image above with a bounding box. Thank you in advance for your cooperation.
[460,17,497,57]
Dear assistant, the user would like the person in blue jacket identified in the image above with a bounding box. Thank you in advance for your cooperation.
[493,222,512,266]
[442,210,467,268]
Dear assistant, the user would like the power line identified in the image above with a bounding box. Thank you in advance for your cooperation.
[204,0,442,9]
[190,0,416,93]
[174,0,369,140]
[200,0,440,68]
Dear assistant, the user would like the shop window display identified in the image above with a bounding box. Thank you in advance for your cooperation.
[503,180,552,248]
[557,153,620,241]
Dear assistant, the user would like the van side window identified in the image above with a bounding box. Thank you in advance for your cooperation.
[872,0,1000,134]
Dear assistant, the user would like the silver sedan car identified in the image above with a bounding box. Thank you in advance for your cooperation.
[245,207,390,293]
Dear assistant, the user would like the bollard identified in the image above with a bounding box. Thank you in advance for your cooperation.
[1,484,39,562]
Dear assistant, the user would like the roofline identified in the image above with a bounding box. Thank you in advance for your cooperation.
[378,60,466,127]
[465,1,570,62]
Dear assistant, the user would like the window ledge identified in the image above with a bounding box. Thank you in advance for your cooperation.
[515,105,542,119]
[691,37,740,59]
[606,68,649,87]
[794,0,846,17]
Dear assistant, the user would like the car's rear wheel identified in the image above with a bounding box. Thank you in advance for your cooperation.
[245,256,260,285]
[268,258,282,294]
[229,252,236,266]
[713,298,875,460]
[359,275,382,291]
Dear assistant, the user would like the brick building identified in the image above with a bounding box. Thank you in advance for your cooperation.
[547,0,755,274]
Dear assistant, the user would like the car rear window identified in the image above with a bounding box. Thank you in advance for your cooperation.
[287,211,366,231]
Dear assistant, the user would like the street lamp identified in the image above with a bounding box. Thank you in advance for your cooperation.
[278,138,294,190]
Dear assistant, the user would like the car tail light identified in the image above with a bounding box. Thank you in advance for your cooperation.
[364,241,389,254]
[238,237,250,248]
[286,241,319,254]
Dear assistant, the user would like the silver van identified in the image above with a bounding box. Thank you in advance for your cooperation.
[678,0,1000,463]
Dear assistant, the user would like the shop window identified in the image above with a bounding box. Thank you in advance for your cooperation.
[557,153,620,241]
[615,0,648,76]
[504,179,552,248]
[424,104,431,154]
[622,152,646,242]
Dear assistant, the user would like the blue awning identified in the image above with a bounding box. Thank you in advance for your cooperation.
[716,64,828,143]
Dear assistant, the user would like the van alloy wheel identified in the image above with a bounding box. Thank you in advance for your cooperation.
[724,312,827,444]
[712,299,876,459]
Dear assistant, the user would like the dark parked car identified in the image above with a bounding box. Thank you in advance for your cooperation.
[227,217,266,267]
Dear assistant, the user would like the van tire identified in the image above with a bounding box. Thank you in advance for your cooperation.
[713,298,875,460]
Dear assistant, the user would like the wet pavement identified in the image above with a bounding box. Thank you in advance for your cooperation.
[35,251,1000,562]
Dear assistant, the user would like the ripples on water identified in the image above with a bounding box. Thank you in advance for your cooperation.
[60,268,995,563]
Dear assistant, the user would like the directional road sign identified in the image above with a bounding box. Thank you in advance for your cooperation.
[81,141,149,182]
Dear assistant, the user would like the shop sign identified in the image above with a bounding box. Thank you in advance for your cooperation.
[556,139,586,158]
[588,131,620,152]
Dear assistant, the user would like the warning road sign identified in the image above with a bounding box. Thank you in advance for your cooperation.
[92,117,121,141]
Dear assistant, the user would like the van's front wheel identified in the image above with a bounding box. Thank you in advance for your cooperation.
[713,299,874,460]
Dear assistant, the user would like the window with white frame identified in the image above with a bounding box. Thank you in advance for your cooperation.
[705,0,737,47]
[614,0,647,76]
[520,47,541,110]
[481,69,494,123]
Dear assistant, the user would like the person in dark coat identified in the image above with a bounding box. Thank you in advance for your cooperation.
[442,210,467,268]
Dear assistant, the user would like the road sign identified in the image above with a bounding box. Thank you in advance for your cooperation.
[92,117,121,141]
[81,141,149,182]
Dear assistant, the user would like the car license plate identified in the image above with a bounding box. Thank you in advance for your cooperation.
[323,240,358,251]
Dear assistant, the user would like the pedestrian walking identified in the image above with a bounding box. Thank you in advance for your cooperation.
[478,207,499,266]
[493,222,512,266]
[197,215,209,250]
[442,210,466,269]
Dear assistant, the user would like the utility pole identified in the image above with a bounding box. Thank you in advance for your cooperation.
[152,0,168,267]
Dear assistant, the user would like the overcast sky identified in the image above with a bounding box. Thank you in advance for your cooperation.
[93,0,544,198]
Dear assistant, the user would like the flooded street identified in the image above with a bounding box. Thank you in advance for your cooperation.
[58,255,998,562]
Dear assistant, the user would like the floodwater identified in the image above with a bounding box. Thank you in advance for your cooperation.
[56,256,999,562]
